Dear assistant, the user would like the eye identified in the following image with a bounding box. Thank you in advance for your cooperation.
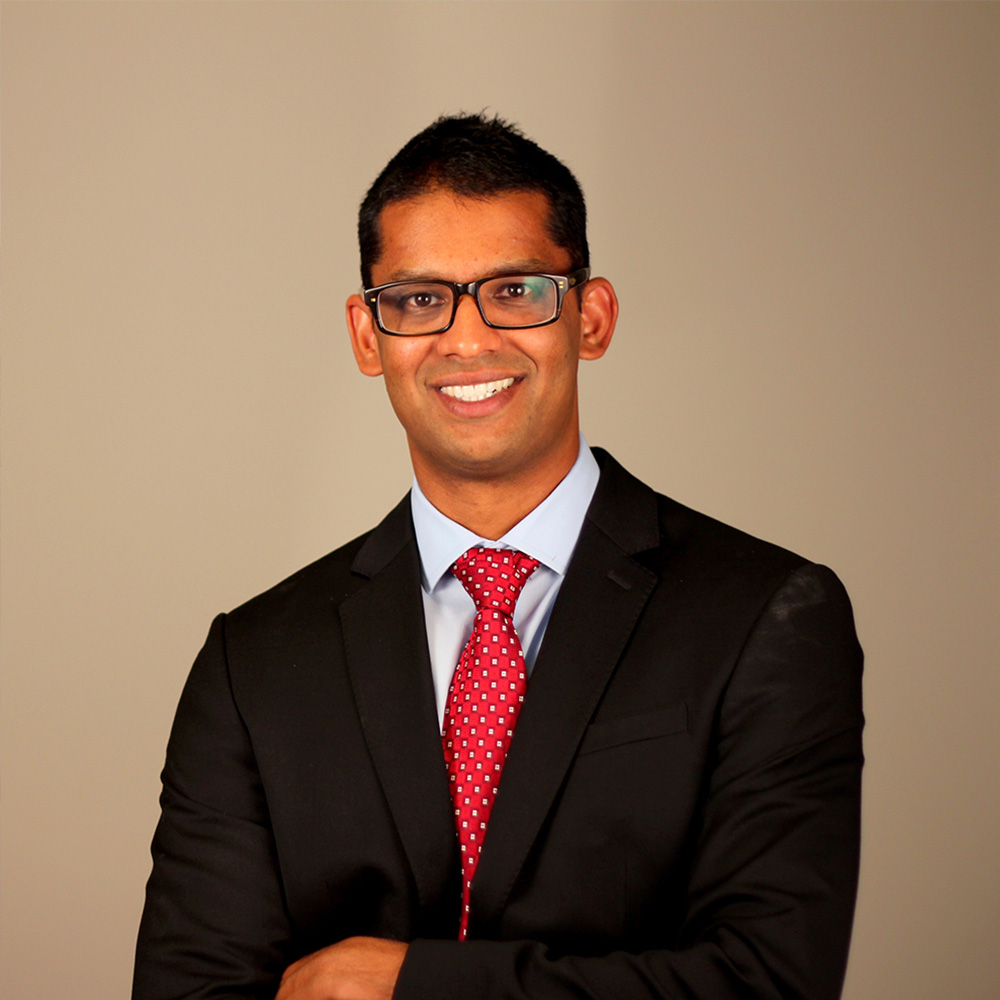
[488,276,549,304]
[493,280,531,300]
[405,291,441,310]
[382,284,450,313]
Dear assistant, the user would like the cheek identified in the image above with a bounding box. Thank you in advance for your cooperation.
[378,343,429,392]
[544,338,582,387]
[520,325,580,372]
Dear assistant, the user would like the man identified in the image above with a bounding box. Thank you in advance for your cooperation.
[134,114,863,1000]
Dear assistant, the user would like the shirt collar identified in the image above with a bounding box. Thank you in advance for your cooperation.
[410,434,600,593]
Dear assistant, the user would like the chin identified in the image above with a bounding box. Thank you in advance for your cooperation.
[446,449,520,480]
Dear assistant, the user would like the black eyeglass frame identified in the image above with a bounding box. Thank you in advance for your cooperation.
[363,268,591,336]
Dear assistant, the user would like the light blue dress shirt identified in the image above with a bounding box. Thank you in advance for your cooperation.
[410,436,600,729]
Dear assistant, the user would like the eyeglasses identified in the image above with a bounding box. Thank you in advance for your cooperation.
[363,268,590,336]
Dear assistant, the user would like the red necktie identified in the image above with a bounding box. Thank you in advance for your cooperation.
[442,547,539,939]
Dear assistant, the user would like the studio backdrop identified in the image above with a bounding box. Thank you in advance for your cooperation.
[2,3,998,998]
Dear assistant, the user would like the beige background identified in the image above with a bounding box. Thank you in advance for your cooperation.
[2,2,998,997]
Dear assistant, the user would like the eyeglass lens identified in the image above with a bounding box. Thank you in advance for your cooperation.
[377,275,559,334]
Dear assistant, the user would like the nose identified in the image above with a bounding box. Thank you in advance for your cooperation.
[435,292,503,358]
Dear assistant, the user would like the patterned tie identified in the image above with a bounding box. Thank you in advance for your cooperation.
[442,547,539,940]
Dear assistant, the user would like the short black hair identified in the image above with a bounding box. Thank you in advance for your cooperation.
[358,112,588,288]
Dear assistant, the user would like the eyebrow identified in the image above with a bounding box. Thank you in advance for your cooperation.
[384,259,559,283]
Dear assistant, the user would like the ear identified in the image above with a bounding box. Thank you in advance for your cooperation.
[346,294,384,376]
[577,277,618,361]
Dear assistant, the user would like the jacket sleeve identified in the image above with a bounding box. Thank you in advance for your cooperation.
[132,614,291,1000]
[394,564,865,1000]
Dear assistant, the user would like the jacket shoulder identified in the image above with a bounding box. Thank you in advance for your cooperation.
[654,490,806,576]
[224,492,414,635]
[591,448,809,581]
[226,530,369,631]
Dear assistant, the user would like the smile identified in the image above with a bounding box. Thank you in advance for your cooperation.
[439,378,515,403]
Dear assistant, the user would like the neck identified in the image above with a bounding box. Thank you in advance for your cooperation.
[412,442,580,540]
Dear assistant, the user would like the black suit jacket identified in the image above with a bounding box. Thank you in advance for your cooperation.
[134,450,864,1000]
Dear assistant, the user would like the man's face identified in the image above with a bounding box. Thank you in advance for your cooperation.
[347,188,615,491]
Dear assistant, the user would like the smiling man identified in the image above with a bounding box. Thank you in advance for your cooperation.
[347,187,616,540]
[134,114,864,1000]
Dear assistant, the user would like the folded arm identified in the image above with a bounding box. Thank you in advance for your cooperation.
[133,615,295,999]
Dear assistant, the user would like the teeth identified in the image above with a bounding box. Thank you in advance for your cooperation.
[440,378,515,402]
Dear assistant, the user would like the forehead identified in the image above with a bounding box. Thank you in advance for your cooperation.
[373,188,569,283]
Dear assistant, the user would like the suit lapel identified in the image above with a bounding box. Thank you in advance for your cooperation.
[470,452,661,933]
[339,497,460,935]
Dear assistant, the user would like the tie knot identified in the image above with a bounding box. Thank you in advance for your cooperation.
[450,547,539,615]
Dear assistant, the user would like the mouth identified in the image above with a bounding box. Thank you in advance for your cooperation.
[438,377,516,403]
